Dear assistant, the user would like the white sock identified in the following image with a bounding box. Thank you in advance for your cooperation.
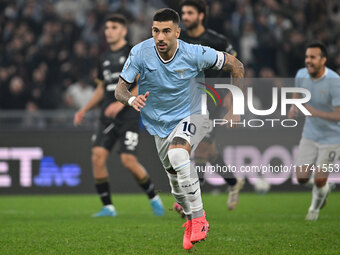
[309,183,329,211]
[168,148,203,217]
[167,172,191,215]
[150,194,160,201]
[104,204,115,211]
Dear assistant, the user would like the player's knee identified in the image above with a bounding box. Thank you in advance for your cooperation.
[314,178,327,188]
[92,150,107,169]
[168,148,190,171]
[297,177,309,185]
[120,153,137,169]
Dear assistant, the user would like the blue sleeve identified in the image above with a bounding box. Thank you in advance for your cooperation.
[196,45,224,71]
[295,69,304,88]
[330,82,340,107]
[120,46,141,83]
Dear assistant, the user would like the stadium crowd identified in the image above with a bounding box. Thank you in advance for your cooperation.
[0,0,339,111]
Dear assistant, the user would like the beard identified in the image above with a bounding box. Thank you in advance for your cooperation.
[307,64,322,78]
[184,18,200,31]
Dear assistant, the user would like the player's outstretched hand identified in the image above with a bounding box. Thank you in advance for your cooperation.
[131,91,149,112]
[223,111,241,128]
[288,105,299,119]
[74,110,85,126]
[105,102,125,118]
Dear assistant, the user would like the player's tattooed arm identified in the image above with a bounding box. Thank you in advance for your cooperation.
[221,53,244,128]
[115,76,149,112]
[222,52,244,79]
[115,77,132,104]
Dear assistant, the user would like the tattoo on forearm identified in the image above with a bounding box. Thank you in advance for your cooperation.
[115,77,132,105]
[223,52,245,92]
[223,53,244,79]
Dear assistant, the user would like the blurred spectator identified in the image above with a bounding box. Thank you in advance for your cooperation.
[2,76,30,109]
[64,79,94,109]
[0,0,339,113]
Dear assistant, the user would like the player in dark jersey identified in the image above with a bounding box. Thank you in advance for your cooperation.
[173,0,244,214]
[73,14,164,217]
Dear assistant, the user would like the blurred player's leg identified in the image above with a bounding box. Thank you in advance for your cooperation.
[194,138,243,211]
[120,153,164,216]
[306,145,339,220]
[92,146,117,217]
[119,126,164,216]
[296,139,318,187]
[295,139,320,220]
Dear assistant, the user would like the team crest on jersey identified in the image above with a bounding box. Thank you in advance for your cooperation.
[103,60,110,66]
[175,69,188,79]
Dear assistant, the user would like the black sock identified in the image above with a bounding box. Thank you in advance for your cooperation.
[95,178,112,206]
[210,154,237,186]
[138,176,157,199]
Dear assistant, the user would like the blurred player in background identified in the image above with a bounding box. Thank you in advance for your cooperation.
[289,41,339,220]
[115,8,244,249]
[178,0,244,212]
[74,14,164,217]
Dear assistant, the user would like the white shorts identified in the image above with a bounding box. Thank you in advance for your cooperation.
[296,138,340,167]
[154,114,212,170]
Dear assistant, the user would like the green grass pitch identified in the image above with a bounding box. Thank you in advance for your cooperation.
[1,192,339,255]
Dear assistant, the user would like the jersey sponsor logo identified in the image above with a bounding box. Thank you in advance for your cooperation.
[103,71,120,83]
[103,60,110,67]
[119,56,126,64]
[106,84,117,91]
[175,68,188,79]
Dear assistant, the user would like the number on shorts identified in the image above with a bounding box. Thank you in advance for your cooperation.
[328,151,336,163]
[183,121,196,135]
[124,131,139,151]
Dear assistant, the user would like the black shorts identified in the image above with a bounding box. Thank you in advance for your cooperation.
[92,119,139,155]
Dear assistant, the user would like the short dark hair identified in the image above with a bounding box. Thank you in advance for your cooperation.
[307,41,327,58]
[153,8,180,25]
[179,0,206,17]
[105,14,127,26]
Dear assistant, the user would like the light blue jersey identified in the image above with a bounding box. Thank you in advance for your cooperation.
[295,67,340,144]
[120,38,224,137]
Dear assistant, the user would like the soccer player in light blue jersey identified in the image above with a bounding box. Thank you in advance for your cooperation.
[289,42,340,221]
[115,8,244,250]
